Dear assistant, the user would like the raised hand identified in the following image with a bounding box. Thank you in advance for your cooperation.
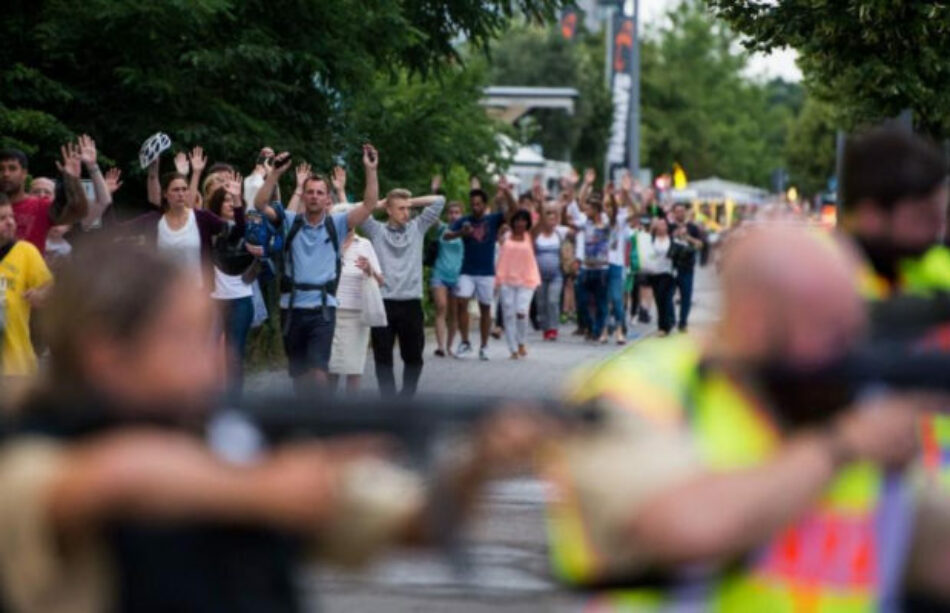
[430,174,442,194]
[56,142,82,178]
[531,174,544,202]
[583,167,596,186]
[568,167,580,186]
[470,175,481,190]
[362,143,378,171]
[297,162,313,190]
[77,134,98,167]
[188,146,207,175]
[105,168,123,194]
[226,172,243,203]
[174,151,190,176]
[271,151,292,175]
[621,171,633,194]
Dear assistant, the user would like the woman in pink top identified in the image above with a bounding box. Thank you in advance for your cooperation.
[495,209,541,359]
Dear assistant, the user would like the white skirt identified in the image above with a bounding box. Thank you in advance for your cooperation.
[329,309,371,375]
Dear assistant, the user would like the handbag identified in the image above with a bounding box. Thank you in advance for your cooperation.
[360,274,388,327]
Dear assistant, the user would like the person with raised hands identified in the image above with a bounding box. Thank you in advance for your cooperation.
[206,178,262,404]
[0,144,88,254]
[253,145,379,394]
[123,161,245,290]
[74,134,113,230]
[361,174,445,398]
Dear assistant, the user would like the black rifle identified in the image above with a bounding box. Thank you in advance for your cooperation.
[215,393,603,575]
[868,293,950,343]
[742,345,950,430]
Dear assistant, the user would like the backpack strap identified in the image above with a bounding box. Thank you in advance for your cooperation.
[323,213,342,295]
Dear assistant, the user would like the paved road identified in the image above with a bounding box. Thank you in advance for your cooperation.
[247,268,721,612]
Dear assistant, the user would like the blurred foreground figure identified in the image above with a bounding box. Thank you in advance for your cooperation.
[545,225,950,610]
[0,244,539,613]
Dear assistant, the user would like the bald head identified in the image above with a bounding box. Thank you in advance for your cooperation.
[718,224,865,366]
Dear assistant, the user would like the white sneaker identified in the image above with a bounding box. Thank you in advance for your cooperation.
[479,347,489,361]
[456,341,472,357]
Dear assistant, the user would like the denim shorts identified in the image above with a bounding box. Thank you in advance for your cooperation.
[430,276,458,290]
[280,307,336,378]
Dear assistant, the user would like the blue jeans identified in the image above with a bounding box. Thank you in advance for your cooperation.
[606,264,627,335]
[675,267,695,329]
[538,275,564,332]
[582,268,609,338]
[216,297,253,404]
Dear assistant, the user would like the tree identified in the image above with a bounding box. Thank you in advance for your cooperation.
[0,0,564,205]
[706,0,950,137]
[639,0,799,188]
[487,24,612,172]
[345,65,506,196]
[784,96,837,197]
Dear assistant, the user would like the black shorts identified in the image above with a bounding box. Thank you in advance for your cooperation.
[281,307,336,378]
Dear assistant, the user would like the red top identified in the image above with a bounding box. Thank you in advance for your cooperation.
[12,196,54,253]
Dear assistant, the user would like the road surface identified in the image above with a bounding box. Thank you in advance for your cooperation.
[246,267,721,612]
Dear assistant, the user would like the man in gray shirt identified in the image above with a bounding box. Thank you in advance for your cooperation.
[361,188,445,397]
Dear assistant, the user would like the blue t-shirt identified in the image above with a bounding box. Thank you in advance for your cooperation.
[432,222,464,285]
[276,203,349,309]
[451,212,505,276]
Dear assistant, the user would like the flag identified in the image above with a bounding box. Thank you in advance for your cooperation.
[673,163,687,189]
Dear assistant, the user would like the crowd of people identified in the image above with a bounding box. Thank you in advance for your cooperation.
[0,136,715,403]
[4,123,950,613]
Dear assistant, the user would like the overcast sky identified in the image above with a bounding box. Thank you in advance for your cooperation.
[638,0,802,82]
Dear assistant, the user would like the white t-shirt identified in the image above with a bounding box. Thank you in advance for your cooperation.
[335,236,382,311]
[608,209,631,267]
[640,235,673,275]
[243,173,265,209]
[534,226,570,251]
[157,209,203,286]
[566,200,583,227]
[211,267,253,300]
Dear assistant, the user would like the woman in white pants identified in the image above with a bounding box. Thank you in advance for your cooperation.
[495,210,541,359]
[329,227,384,392]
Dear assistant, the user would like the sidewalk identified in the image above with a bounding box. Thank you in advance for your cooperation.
[246,266,719,399]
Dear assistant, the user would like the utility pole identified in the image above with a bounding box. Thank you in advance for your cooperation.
[627,0,640,182]
[603,3,615,181]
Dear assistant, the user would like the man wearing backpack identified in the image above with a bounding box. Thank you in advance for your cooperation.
[253,145,379,394]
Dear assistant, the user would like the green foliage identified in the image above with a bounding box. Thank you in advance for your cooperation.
[706,0,950,137]
[346,65,507,197]
[639,0,798,188]
[487,24,612,172]
[784,96,837,197]
[0,0,564,202]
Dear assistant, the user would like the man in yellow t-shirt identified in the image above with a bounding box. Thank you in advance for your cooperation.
[0,196,52,378]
